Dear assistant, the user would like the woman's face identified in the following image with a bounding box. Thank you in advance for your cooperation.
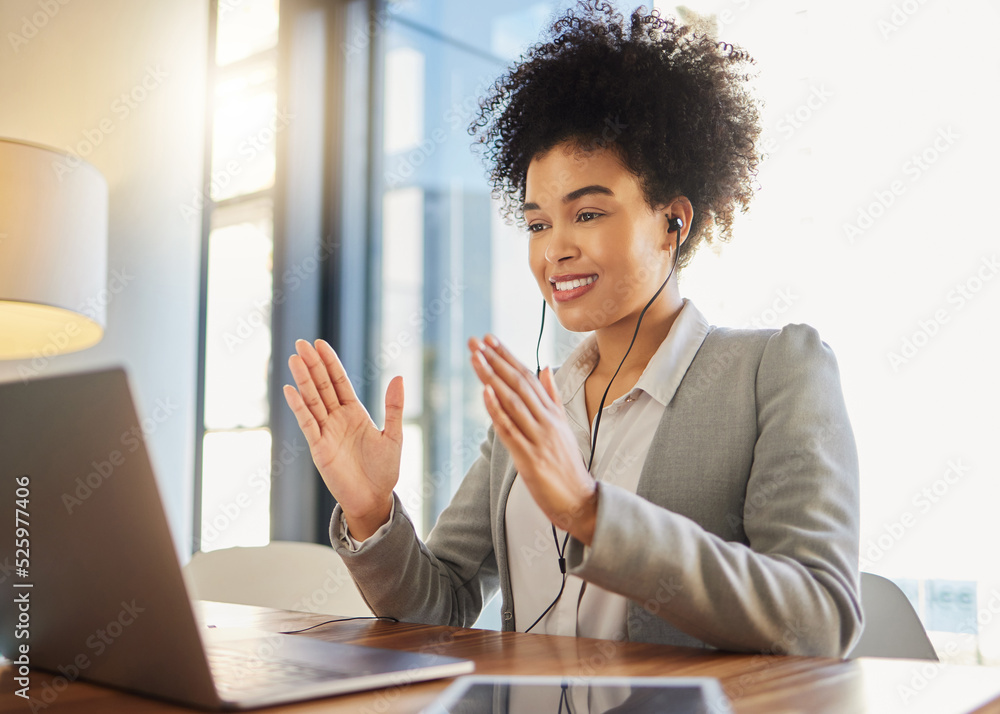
[523,141,676,333]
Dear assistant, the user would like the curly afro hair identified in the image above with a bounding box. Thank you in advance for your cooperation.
[470,1,763,270]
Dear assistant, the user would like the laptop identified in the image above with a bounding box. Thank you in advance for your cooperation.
[0,367,474,710]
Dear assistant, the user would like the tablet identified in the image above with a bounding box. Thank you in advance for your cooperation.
[424,675,733,713]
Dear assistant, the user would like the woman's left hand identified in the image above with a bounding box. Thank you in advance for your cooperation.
[468,334,598,545]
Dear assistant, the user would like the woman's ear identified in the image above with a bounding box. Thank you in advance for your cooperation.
[661,196,693,250]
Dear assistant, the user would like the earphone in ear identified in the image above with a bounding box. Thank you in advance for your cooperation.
[523,209,684,634]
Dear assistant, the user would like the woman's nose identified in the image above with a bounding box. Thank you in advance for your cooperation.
[544,225,579,264]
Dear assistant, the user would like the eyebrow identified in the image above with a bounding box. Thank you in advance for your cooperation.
[522,184,615,212]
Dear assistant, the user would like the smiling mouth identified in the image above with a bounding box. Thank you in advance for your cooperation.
[551,275,598,292]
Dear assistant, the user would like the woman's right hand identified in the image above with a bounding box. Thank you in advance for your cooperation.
[282,339,403,540]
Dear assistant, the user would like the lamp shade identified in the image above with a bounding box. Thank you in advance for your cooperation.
[0,138,108,360]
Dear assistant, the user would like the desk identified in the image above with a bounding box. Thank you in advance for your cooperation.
[2,601,999,713]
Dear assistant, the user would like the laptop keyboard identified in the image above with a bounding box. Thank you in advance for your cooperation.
[208,646,353,695]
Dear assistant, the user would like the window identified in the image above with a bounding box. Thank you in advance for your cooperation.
[196,0,281,553]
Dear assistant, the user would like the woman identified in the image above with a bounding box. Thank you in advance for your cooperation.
[283,1,862,657]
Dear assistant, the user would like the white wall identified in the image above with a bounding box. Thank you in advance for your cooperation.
[661,0,1000,585]
[0,0,208,555]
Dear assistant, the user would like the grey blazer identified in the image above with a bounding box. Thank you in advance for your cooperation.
[331,323,863,657]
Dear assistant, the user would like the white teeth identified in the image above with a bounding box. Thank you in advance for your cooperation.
[553,275,597,292]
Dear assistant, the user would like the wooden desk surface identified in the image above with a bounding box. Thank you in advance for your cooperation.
[2,601,999,713]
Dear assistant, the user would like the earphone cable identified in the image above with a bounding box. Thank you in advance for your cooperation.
[524,224,682,634]
[535,298,547,378]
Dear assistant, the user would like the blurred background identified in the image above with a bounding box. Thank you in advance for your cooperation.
[0,0,997,662]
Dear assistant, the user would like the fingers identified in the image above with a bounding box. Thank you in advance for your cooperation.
[474,352,541,441]
[469,335,556,441]
[288,349,330,430]
[315,339,360,406]
[472,336,553,411]
[539,367,563,413]
[482,334,543,386]
[282,384,321,445]
[295,339,351,415]
[482,383,532,455]
[383,375,404,445]
[286,338,362,439]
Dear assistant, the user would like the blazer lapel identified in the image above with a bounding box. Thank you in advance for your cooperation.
[636,323,714,499]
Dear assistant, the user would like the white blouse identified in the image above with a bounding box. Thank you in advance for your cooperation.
[504,298,710,639]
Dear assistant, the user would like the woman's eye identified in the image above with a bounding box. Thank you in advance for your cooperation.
[577,212,602,223]
[526,222,547,233]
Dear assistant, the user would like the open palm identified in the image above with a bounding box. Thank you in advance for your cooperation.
[283,339,403,537]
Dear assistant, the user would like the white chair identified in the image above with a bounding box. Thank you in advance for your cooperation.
[183,540,372,618]
[847,572,938,660]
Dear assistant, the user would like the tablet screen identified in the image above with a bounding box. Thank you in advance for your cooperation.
[427,676,732,714]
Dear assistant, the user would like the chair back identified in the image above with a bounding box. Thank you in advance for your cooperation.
[183,540,371,617]
[848,572,938,660]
